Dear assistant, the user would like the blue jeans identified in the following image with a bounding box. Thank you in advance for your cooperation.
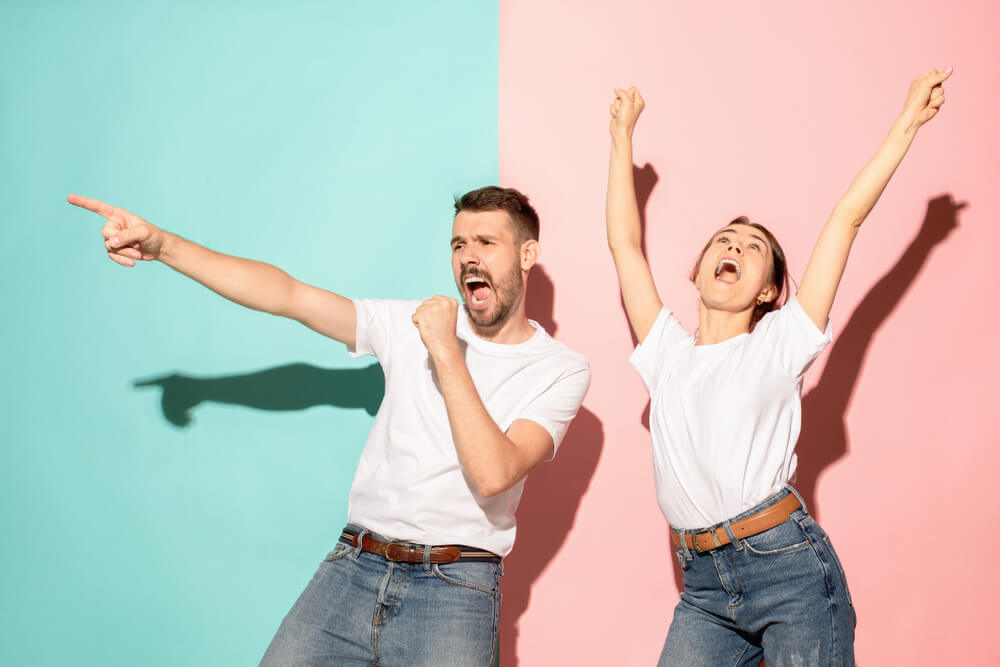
[659,488,856,666]
[260,526,502,666]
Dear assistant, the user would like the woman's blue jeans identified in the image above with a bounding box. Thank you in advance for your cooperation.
[260,525,502,666]
[659,488,856,666]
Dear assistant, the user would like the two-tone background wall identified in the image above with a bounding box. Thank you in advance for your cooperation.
[3,1,997,664]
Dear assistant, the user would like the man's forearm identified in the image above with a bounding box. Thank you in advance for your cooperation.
[431,347,527,498]
[158,232,297,317]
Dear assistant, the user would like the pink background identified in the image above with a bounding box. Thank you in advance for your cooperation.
[499,1,999,664]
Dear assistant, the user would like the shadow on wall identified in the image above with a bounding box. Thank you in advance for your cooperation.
[658,193,963,604]
[795,193,964,522]
[499,265,605,667]
[135,362,384,427]
[132,265,604,667]
[623,166,964,604]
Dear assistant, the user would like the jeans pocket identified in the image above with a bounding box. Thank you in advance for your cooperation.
[431,562,500,597]
[323,543,353,563]
[741,518,811,556]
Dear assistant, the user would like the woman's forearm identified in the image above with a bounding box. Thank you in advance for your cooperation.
[831,115,919,229]
[606,131,643,253]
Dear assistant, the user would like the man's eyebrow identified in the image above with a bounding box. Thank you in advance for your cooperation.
[450,233,501,246]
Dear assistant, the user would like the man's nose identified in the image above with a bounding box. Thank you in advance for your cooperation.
[728,243,742,255]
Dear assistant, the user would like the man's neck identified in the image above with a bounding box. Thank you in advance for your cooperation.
[466,309,536,345]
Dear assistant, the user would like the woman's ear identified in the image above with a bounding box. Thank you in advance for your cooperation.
[758,283,778,305]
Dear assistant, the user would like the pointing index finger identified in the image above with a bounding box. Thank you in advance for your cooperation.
[67,193,117,219]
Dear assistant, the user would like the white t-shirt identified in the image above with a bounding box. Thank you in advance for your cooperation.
[629,295,831,529]
[347,298,590,557]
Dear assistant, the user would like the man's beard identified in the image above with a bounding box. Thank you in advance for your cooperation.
[461,263,523,330]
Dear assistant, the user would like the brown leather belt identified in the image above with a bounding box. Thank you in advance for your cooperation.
[341,530,501,564]
[670,493,801,553]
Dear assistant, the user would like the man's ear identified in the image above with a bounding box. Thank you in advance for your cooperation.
[521,239,540,272]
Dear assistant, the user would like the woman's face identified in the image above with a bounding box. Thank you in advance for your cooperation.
[694,223,777,313]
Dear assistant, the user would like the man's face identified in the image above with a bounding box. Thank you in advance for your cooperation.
[450,209,525,331]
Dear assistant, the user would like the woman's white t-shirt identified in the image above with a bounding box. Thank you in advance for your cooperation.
[629,295,831,529]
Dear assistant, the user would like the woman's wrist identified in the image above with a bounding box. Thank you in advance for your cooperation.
[610,129,634,152]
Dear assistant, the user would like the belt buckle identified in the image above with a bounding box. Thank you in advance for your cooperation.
[383,540,403,562]
[692,529,723,553]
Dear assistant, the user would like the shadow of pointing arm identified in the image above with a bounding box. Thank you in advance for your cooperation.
[134,362,385,427]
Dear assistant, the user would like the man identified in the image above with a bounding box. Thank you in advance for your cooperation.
[68,186,590,665]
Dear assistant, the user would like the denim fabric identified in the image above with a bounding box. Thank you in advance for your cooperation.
[260,526,502,666]
[659,489,856,667]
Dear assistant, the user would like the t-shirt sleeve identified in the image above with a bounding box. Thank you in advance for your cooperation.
[516,357,591,461]
[349,298,416,362]
[754,294,832,378]
[629,307,690,391]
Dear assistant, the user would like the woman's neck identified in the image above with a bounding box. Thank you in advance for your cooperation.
[696,303,754,345]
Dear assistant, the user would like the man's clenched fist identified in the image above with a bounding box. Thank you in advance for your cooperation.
[412,295,461,360]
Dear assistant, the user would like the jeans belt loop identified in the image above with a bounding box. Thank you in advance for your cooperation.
[785,484,808,514]
[722,521,742,551]
[353,529,369,558]
[423,544,432,573]
[678,528,692,561]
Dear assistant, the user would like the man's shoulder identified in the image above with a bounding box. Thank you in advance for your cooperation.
[530,327,590,375]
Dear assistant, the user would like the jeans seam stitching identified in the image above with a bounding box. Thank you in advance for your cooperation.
[741,539,811,556]
[823,536,853,606]
[431,564,497,597]
[731,641,752,667]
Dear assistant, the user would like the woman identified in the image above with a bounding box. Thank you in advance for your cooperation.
[605,68,950,666]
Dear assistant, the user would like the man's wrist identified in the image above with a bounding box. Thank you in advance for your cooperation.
[428,340,464,370]
[157,230,179,264]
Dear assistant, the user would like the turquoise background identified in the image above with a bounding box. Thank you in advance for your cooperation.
[1,2,497,664]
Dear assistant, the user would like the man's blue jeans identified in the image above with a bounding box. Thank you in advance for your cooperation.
[659,488,856,666]
[260,526,502,666]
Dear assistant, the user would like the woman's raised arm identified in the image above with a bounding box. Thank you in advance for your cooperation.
[606,87,663,343]
[797,68,952,331]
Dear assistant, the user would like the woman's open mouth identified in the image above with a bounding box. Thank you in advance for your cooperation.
[714,258,742,284]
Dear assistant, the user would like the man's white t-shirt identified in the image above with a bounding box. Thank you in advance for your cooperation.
[348,298,590,557]
[629,295,831,529]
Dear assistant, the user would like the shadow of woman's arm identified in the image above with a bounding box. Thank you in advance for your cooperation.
[796,194,964,517]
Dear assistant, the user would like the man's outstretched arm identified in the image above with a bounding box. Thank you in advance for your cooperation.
[67,194,356,346]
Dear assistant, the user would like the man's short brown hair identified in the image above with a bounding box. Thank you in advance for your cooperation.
[454,186,540,244]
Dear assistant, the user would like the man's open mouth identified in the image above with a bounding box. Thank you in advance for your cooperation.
[464,274,493,307]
